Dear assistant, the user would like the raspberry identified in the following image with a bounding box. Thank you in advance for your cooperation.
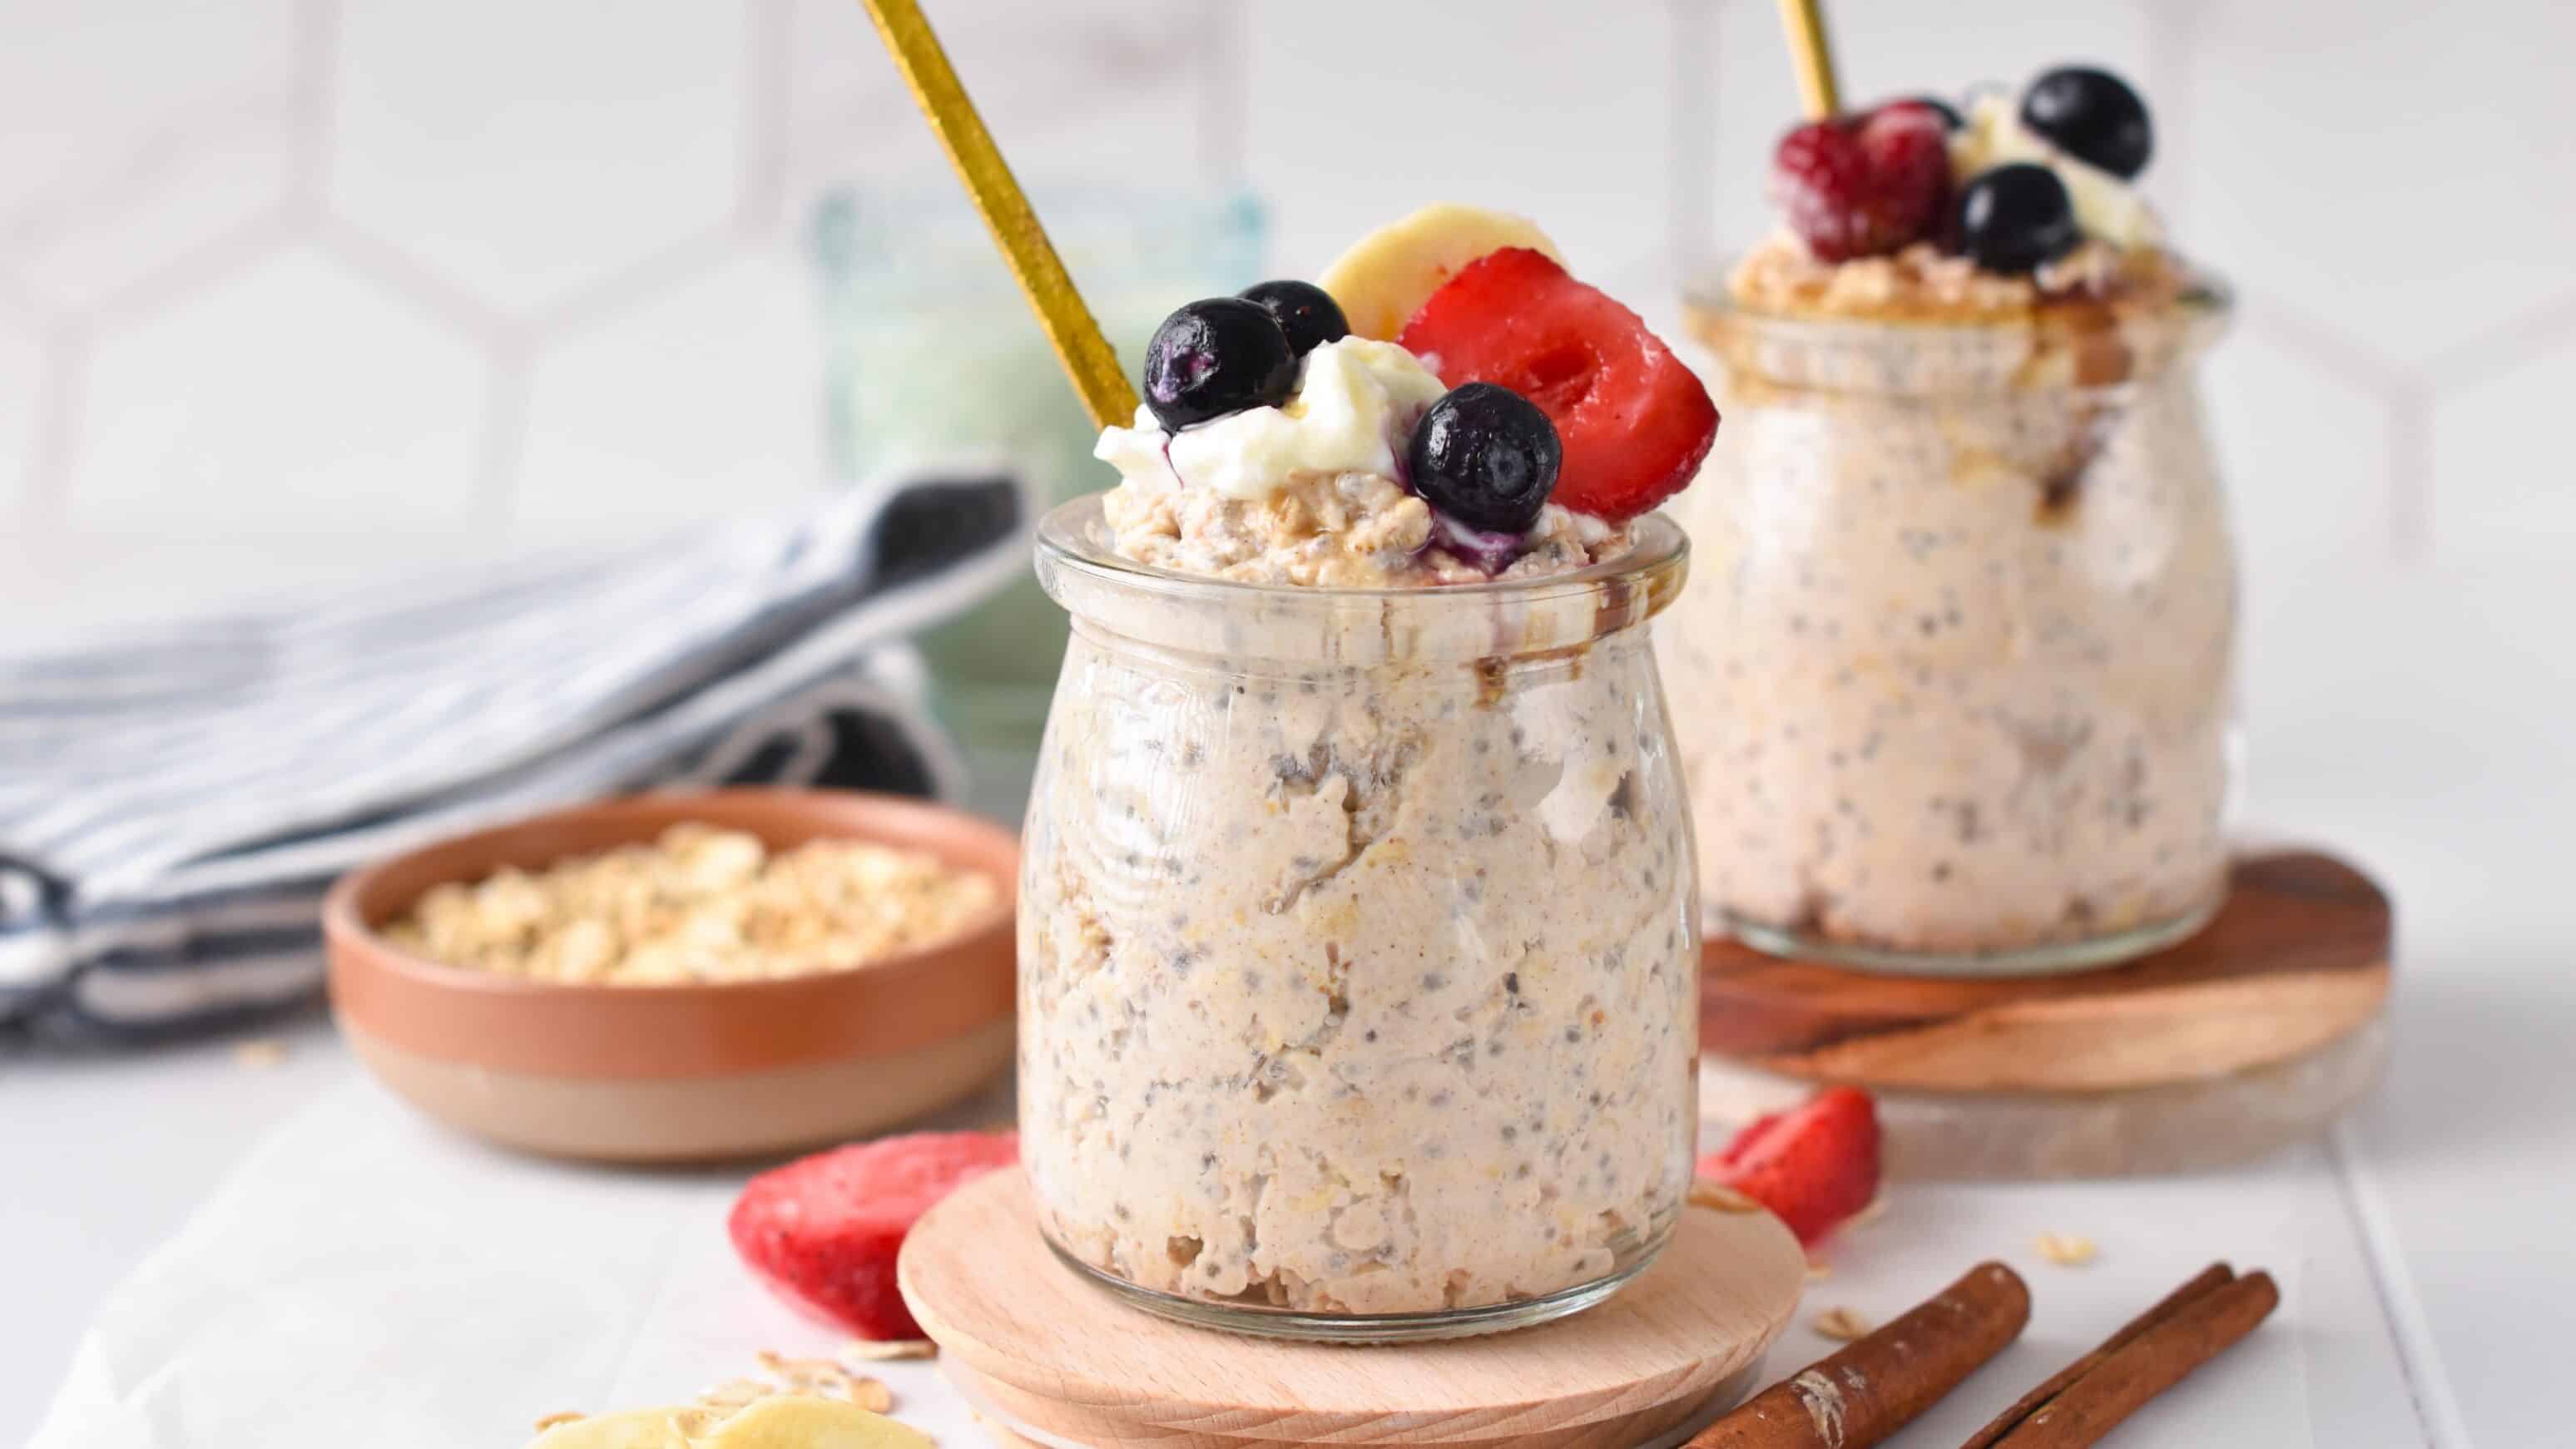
[1769,106,1954,261]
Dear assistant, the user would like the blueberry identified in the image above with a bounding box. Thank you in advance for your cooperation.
[1954,164,2082,276]
[1142,298,1298,430]
[1237,279,1349,357]
[1405,383,1561,536]
[1898,95,1964,131]
[2020,66,2152,180]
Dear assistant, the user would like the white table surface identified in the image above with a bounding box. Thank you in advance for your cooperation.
[9,558,2570,1447]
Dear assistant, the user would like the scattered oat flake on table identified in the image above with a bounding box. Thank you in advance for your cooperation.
[231,1037,287,1070]
[1688,1179,1764,1213]
[845,1338,939,1361]
[697,1377,773,1412]
[1846,1193,1891,1228]
[2035,1231,2098,1265]
[1806,1260,1834,1280]
[1811,1306,1873,1341]
[848,1378,896,1413]
[758,1349,855,1392]
[530,1411,585,1431]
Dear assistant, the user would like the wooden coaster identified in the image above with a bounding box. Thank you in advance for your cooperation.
[899,1169,1806,1449]
[1699,1016,2388,1179]
[1700,851,2391,1093]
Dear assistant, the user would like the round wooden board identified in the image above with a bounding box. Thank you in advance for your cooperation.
[899,1169,1807,1449]
[1700,1015,2389,1179]
[1700,850,2392,1093]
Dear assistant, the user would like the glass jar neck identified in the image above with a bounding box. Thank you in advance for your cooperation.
[1684,284,2232,399]
[1034,496,1687,669]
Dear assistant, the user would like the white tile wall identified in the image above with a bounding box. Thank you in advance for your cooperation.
[1,0,2569,634]
[67,243,490,532]
[330,0,749,318]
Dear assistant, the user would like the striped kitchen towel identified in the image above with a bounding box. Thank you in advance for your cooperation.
[0,467,1030,1042]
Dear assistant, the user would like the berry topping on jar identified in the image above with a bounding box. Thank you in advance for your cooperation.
[1405,382,1561,537]
[1768,106,1950,263]
[1954,162,2082,275]
[2019,66,2153,181]
[1400,247,1717,523]
[1142,297,1299,431]
[1896,94,1965,131]
[1237,279,1350,357]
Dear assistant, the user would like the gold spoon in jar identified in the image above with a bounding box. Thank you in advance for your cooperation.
[1776,0,1842,118]
[855,0,1142,432]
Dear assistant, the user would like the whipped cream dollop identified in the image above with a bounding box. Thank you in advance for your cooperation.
[1949,91,2162,250]
[1095,336,1448,501]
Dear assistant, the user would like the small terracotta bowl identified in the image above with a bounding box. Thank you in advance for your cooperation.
[324,789,1018,1164]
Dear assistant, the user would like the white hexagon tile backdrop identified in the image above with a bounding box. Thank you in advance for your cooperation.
[5,7,2576,1447]
[2,0,2569,629]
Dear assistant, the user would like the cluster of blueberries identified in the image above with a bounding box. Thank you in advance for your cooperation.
[1143,284,1563,537]
[1949,65,2156,274]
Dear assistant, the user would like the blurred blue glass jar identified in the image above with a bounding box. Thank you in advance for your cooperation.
[815,187,1266,818]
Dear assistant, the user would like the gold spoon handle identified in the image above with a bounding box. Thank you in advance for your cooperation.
[858,0,1142,432]
[1775,0,1841,119]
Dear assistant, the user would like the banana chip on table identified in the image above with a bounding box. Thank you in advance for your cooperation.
[528,1396,930,1449]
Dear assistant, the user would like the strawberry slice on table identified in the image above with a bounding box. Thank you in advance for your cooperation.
[1398,247,1717,524]
[1696,1086,1881,1246]
[728,1130,1018,1340]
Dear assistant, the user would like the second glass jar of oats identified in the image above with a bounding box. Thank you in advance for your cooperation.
[1660,277,2238,974]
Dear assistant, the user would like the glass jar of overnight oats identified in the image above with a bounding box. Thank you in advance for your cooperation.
[1660,276,2237,975]
[1019,495,1698,1342]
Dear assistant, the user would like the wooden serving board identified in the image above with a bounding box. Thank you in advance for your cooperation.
[1700,851,2392,1094]
[898,1169,1806,1449]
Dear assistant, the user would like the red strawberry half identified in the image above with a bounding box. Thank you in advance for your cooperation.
[1695,1086,1880,1245]
[728,1130,1018,1339]
[1399,247,1717,524]
[1771,103,1953,261]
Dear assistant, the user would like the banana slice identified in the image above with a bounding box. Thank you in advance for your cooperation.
[1319,203,1566,342]
[705,1396,933,1449]
[527,1408,693,1449]
[524,1397,929,1449]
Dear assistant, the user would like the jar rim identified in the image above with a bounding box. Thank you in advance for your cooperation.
[1033,493,1689,665]
[1036,493,1687,604]
[1682,258,2234,341]
[1681,257,2232,397]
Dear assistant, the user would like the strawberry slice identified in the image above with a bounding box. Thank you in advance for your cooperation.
[1399,248,1717,523]
[728,1130,1018,1339]
[1695,1086,1880,1245]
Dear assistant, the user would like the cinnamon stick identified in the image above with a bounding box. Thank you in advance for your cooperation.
[1971,1267,2280,1449]
[1688,1261,2030,1449]
[1957,1263,2234,1449]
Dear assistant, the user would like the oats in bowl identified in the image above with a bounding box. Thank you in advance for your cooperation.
[383,823,999,985]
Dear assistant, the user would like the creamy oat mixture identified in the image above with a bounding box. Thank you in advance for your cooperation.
[1019,609,1697,1314]
[1666,275,2231,959]
[1658,336,2233,955]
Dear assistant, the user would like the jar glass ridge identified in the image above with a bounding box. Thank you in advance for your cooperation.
[1020,497,1702,1340]
[1660,278,2240,975]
